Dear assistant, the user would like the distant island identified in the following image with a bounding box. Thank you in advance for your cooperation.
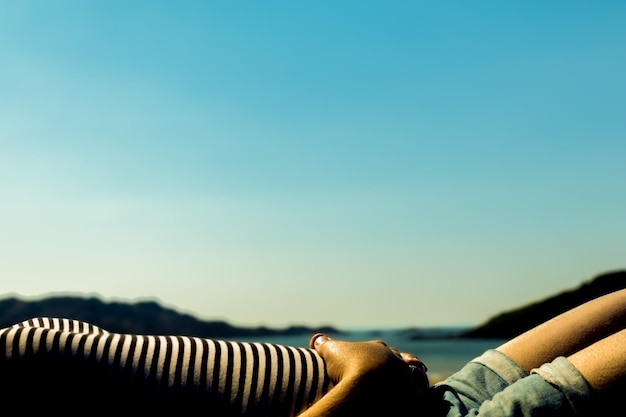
[0,295,339,338]
[1,269,624,340]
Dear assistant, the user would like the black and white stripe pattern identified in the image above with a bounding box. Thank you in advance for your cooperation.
[0,317,332,416]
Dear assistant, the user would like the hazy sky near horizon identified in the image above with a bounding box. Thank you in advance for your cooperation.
[1,1,625,329]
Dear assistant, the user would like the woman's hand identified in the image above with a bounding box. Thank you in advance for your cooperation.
[297,333,429,417]
[310,333,428,388]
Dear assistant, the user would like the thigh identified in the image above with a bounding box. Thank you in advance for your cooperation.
[497,289,626,372]
[568,327,626,392]
[438,350,527,411]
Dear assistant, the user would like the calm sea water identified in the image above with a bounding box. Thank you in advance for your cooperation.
[230,329,506,381]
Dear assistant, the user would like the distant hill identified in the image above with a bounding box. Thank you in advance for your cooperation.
[3,270,624,341]
[0,295,339,338]
[460,270,626,339]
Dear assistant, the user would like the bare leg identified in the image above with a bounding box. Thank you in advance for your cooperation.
[497,288,626,373]
[568,327,626,392]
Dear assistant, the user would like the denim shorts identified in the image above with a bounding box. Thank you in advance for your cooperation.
[434,349,595,416]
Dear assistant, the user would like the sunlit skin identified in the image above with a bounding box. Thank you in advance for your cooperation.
[297,333,429,417]
[298,289,626,416]
[310,333,428,375]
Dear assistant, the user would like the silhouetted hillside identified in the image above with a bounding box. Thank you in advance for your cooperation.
[461,270,626,339]
[0,295,339,338]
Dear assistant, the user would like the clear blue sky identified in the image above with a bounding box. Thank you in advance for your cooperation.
[1,1,624,329]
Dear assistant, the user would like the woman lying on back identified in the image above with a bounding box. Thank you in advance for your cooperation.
[2,288,626,416]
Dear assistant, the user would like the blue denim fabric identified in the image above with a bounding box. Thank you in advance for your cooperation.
[434,349,595,416]
[530,357,595,416]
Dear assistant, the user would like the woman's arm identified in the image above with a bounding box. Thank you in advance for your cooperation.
[0,318,332,416]
[297,334,428,417]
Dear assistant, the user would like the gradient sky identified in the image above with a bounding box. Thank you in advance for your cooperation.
[1,1,624,329]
